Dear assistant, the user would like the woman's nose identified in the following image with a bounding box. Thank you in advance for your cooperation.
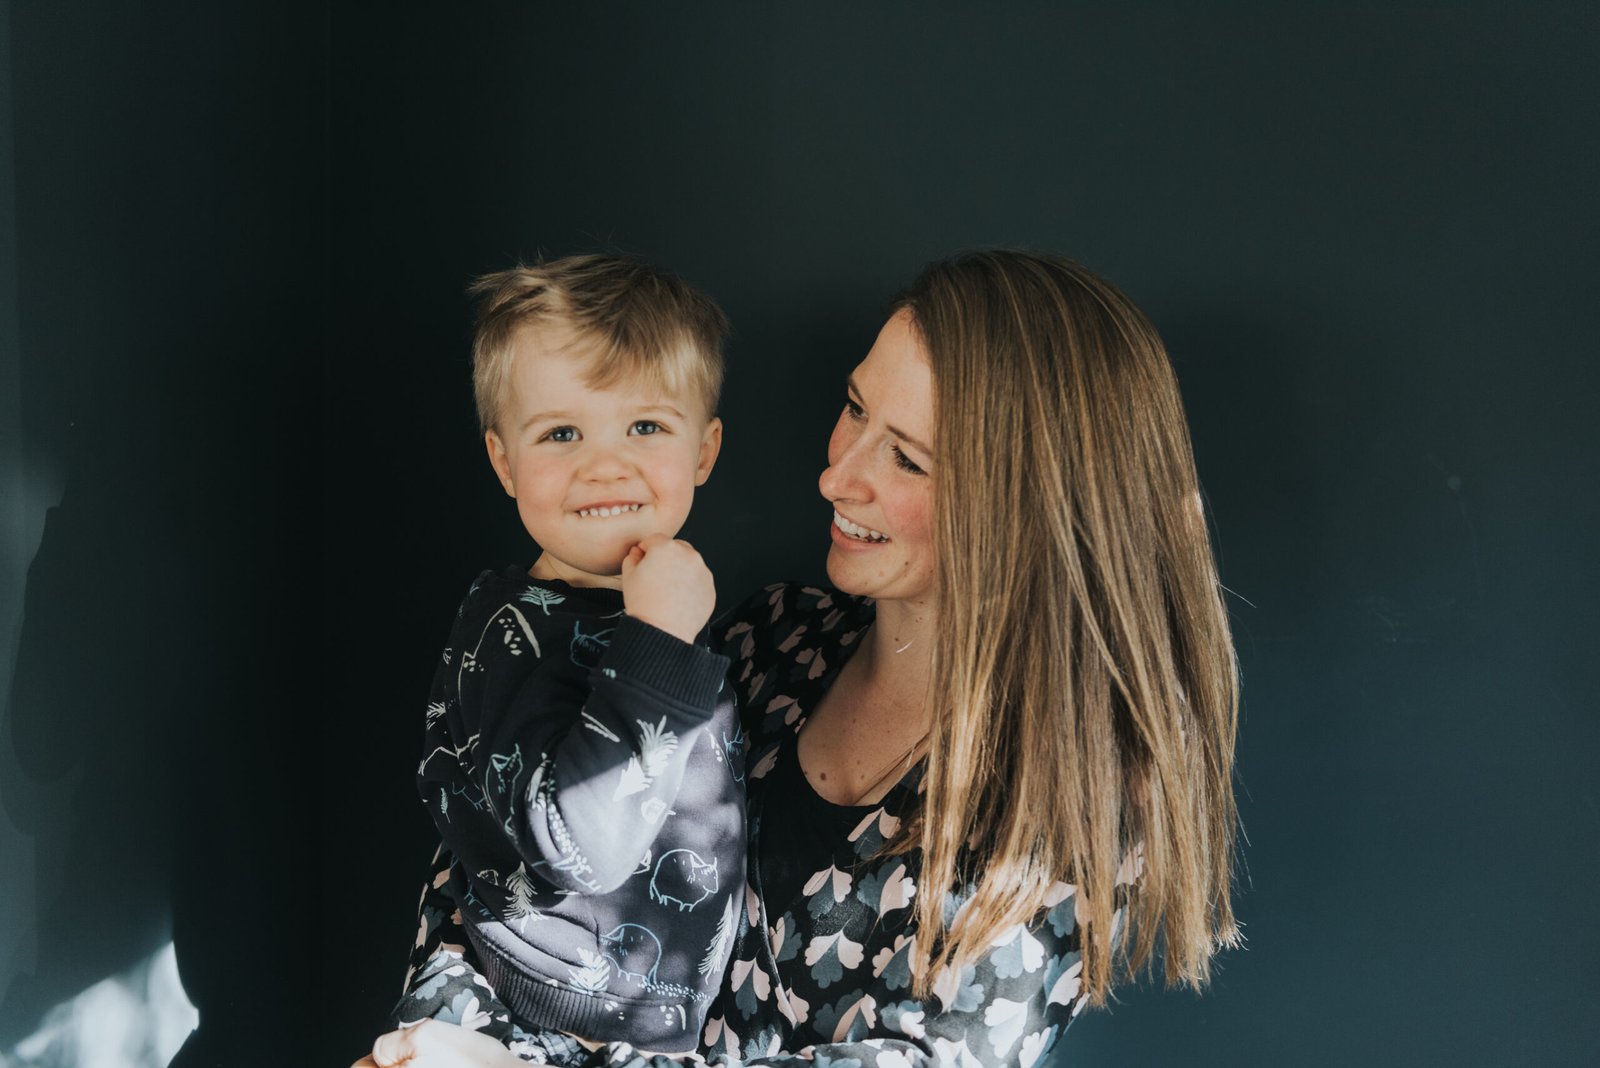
[818,422,868,502]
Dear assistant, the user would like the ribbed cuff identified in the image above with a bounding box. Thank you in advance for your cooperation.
[468,924,700,1052]
[599,615,729,708]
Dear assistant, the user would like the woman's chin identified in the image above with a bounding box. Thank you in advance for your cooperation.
[824,546,877,598]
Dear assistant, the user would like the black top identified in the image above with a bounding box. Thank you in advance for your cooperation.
[756,731,877,919]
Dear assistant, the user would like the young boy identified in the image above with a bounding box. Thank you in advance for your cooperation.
[395,255,745,1063]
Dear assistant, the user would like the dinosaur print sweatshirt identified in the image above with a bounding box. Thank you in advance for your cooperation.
[416,566,745,1052]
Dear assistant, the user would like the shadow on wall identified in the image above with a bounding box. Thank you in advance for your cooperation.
[0,310,315,1068]
[1,0,323,1060]
[1,373,311,1068]
[0,463,204,1063]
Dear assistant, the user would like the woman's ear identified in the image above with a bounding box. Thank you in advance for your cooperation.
[694,417,724,486]
[485,430,517,497]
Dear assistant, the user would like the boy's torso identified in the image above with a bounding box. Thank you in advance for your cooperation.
[419,566,746,1050]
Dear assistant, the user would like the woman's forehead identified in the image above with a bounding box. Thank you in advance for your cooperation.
[852,311,934,439]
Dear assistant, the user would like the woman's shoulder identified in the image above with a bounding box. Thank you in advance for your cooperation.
[712,582,873,741]
[712,581,873,662]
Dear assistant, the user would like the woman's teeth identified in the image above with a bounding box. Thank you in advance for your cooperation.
[577,504,642,518]
[833,510,889,542]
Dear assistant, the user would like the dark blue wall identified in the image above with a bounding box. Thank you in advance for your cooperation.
[4,3,1596,1064]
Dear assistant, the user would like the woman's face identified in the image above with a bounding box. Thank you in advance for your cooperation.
[818,308,937,606]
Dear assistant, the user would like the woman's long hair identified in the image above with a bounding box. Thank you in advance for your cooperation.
[889,250,1240,1004]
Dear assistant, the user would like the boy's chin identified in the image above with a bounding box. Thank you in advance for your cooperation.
[530,549,628,587]
[567,556,628,581]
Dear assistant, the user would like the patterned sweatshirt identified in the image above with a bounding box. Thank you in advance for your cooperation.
[416,567,745,1052]
[407,581,1095,1066]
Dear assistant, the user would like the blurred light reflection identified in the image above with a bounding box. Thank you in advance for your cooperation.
[4,942,196,1068]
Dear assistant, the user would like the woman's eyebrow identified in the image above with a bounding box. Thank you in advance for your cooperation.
[846,376,932,455]
[893,425,933,457]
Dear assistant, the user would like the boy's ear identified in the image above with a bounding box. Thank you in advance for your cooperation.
[485,430,517,497]
[694,417,723,487]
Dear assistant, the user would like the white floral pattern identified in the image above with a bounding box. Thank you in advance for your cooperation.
[404,583,1089,1066]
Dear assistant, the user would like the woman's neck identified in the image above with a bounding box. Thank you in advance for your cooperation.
[864,593,932,656]
[800,596,936,806]
[851,596,936,728]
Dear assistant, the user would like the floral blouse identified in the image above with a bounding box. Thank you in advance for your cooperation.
[408,583,1089,1067]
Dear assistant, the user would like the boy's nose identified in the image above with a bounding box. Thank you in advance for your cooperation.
[578,444,631,481]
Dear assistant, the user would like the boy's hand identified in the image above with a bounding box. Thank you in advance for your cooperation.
[621,533,715,644]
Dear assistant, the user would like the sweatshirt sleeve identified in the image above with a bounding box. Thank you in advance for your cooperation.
[419,578,729,895]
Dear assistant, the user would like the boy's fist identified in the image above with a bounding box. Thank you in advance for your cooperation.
[621,533,715,644]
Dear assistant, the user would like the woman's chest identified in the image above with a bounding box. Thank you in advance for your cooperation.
[722,792,923,1046]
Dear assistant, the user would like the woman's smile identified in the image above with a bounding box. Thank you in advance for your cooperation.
[831,509,890,544]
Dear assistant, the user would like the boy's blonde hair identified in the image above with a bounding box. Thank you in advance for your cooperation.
[470,254,729,434]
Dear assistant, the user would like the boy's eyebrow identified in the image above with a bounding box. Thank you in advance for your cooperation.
[846,377,933,456]
[632,402,687,419]
[519,409,574,432]
[517,402,688,433]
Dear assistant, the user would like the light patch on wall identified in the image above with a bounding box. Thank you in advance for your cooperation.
[2,942,197,1068]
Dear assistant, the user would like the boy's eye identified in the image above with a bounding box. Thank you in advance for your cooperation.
[891,444,926,476]
[541,426,578,443]
[630,420,664,436]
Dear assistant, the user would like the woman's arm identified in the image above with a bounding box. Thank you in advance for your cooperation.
[353,1021,929,1068]
[367,896,1082,1068]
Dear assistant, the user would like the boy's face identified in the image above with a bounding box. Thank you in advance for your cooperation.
[486,323,722,589]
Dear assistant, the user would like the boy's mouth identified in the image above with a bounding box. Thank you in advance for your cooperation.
[576,502,644,519]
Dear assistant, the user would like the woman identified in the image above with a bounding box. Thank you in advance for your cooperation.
[360,250,1240,1067]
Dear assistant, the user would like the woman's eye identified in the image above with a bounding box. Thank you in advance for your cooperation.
[630,420,663,436]
[541,426,578,443]
[891,445,926,476]
[844,398,865,420]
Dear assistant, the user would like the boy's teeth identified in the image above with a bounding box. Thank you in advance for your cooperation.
[578,504,642,518]
[833,510,889,542]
